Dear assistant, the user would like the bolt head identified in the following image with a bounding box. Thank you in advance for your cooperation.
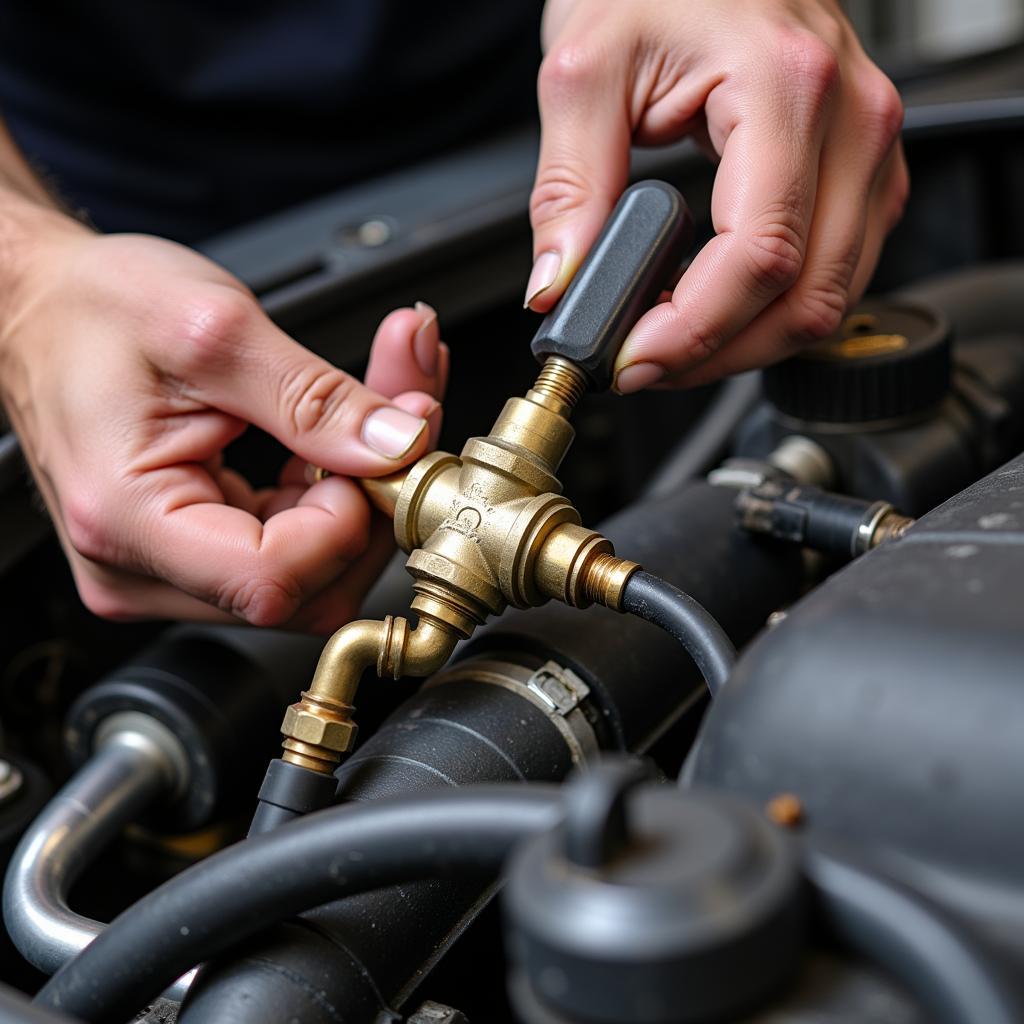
[281,705,355,753]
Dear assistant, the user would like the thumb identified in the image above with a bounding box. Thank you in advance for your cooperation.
[170,291,431,477]
[526,42,632,312]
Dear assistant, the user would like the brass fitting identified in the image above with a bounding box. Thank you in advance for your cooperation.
[282,356,640,773]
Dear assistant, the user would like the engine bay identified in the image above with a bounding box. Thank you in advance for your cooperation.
[2,38,1024,1024]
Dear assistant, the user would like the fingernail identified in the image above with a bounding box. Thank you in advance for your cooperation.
[613,362,666,395]
[424,400,443,449]
[523,251,561,308]
[362,406,428,459]
[413,301,439,376]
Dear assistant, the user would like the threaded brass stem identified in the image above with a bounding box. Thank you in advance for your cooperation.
[871,512,915,547]
[529,357,589,417]
[282,738,342,774]
[582,554,641,611]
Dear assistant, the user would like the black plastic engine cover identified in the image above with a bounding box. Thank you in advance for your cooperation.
[690,450,1024,931]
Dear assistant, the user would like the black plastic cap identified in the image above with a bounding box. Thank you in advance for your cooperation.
[530,180,694,390]
[505,773,804,1024]
[763,299,951,425]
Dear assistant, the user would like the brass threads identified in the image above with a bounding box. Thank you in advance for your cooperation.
[582,554,642,611]
[281,738,341,773]
[529,357,589,416]
[871,511,915,548]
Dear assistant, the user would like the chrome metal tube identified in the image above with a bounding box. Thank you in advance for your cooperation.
[2,713,195,1001]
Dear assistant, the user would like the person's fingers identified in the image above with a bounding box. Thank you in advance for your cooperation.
[612,45,841,393]
[364,303,446,400]
[662,84,906,388]
[392,391,443,450]
[848,141,909,303]
[282,515,397,634]
[152,291,432,478]
[71,558,241,624]
[65,463,376,626]
[527,34,632,312]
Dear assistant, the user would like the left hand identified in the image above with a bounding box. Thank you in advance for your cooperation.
[526,0,909,390]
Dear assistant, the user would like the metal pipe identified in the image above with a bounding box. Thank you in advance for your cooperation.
[3,712,195,1002]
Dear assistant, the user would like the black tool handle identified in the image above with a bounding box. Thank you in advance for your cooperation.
[530,180,694,390]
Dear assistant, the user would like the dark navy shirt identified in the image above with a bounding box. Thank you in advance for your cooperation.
[0,2,543,241]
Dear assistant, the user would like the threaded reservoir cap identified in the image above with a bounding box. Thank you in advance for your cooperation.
[763,299,951,425]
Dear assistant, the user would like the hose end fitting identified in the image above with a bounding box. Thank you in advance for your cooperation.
[281,690,357,774]
[582,554,642,612]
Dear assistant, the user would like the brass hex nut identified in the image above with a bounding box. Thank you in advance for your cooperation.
[281,704,355,753]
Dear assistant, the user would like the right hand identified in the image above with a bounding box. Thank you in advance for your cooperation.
[0,218,448,632]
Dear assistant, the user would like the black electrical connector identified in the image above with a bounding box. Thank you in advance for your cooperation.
[736,480,914,559]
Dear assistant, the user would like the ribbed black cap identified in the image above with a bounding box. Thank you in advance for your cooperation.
[504,765,804,1024]
[763,299,951,425]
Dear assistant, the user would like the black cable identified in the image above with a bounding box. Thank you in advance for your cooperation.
[36,787,561,1023]
[806,845,1023,1024]
[643,372,760,498]
[621,571,736,696]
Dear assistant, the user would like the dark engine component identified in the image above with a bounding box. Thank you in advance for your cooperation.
[64,627,322,831]
[468,478,802,754]
[736,271,1024,514]
[179,475,804,1023]
[690,449,1024,941]
[761,299,952,426]
[505,763,804,1024]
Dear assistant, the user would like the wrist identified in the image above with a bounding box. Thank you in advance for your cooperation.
[0,189,92,357]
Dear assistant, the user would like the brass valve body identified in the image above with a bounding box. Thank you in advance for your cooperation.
[281,358,639,772]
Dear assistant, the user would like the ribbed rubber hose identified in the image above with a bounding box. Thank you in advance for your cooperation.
[806,845,1023,1024]
[621,571,736,696]
[36,788,561,1023]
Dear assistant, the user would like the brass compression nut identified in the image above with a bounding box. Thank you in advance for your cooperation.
[281,693,357,756]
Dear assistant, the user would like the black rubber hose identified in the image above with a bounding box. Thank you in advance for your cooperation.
[36,788,561,1023]
[621,571,736,696]
[806,845,1023,1024]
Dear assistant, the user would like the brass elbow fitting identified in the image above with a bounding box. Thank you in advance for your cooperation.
[280,357,639,774]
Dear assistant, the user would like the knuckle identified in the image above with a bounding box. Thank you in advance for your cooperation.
[530,163,592,228]
[539,42,600,97]
[741,218,805,293]
[221,575,301,627]
[64,491,112,563]
[777,32,840,107]
[278,364,358,439]
[682,310,726,363]
[76,576,134,622]
[789,286,847,344]
[858,74,904,150]
[173,287,253,374]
